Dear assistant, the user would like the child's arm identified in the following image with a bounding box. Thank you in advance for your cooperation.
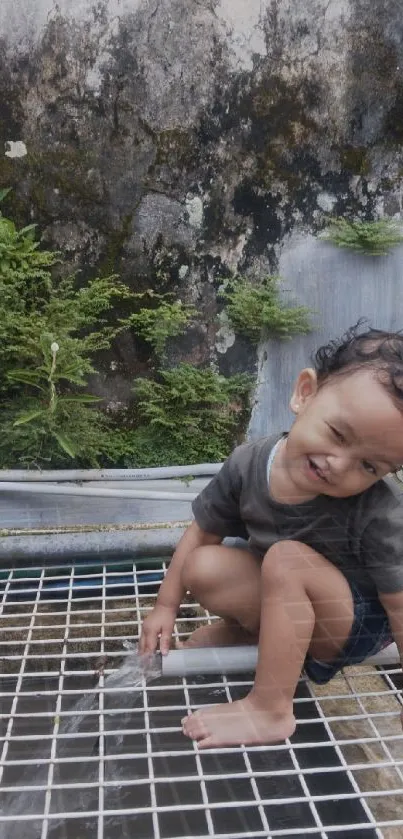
[139,521,222,656]
[379,590,403,727]
[379,590,403,660]
[140,441,247,656]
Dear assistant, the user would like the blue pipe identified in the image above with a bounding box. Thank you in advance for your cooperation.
[1,571,164,600]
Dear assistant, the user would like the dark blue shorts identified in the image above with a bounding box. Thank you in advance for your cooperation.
[304,583,393,685]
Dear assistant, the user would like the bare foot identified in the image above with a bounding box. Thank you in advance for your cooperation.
[177,619,258,649]
[181,695,296,749]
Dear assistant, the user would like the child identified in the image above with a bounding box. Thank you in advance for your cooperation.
[140,323,403,749]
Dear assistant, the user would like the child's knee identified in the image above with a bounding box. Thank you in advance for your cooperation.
[181,546,220,594]
[262,544,288,589]
[262,540,311,587]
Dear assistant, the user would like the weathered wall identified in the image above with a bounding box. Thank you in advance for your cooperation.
[1,0,403,432]
[249,237,403,437]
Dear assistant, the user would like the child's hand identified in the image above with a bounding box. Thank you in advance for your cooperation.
[139,604,177,656]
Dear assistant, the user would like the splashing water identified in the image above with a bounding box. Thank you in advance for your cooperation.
[0,646,161,839]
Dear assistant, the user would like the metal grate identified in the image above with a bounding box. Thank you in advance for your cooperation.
[1,561,403,839]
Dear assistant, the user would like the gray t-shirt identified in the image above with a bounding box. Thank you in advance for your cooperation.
[192,433,403,595]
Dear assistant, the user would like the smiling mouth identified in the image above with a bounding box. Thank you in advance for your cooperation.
[307,457,328,482]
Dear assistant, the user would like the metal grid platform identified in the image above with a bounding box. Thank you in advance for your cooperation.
[1,561,403,839]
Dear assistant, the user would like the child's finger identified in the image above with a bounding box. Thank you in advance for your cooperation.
[138,631,147,654]
[140,628,157,655]
[159,631,172,656]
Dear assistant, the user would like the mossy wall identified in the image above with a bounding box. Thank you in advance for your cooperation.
[1,0,403,429]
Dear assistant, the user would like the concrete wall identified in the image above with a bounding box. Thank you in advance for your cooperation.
[250,237,403,436]
[1,0,403,432]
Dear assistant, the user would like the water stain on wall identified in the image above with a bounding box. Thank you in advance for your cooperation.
[1,0,403,404]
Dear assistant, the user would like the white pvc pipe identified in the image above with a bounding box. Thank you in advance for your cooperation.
[0,482,197,502]
[0,464,222,482]
[162,645,259,677]
[161,643,400,677]
[366,642,400,666]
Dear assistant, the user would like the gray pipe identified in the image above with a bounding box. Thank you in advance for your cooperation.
[0,482,197,502]
[160,642,400,677]
[161,645,259,677]
[0,464,222,482]
[0,526,185,562]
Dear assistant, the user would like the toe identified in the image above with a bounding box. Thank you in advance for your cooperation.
[196,735,217,750]
[182,717,195,737]
[184,726,198,740]
[182,712,210,741]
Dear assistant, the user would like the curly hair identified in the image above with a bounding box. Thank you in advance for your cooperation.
[312,318,403,408]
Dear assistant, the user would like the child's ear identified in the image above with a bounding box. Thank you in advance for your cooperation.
[290,368,318,414]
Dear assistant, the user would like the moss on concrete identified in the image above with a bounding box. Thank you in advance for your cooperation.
[155,128,197,167]
[100,212,133,276]
[28,147,100,204]
[339,146,371,176]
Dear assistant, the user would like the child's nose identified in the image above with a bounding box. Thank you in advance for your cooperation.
[328,454,354,475]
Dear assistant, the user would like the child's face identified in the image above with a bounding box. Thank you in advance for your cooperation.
[284,367,403,499]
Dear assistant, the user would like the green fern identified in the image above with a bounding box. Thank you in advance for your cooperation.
[128,291,196,356]
[0,202,256,468]
[319,218,403,256]
[0,204,135,465]
[129,364,253,464]
[220,276,313,343]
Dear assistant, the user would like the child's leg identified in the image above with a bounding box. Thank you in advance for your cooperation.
[181,539,355,749]
[180,544,262,648]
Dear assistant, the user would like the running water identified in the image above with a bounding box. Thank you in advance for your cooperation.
[0,646,162,839]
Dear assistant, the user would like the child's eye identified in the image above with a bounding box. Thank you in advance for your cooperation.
[329,425,345,442]
[362,461,377,476]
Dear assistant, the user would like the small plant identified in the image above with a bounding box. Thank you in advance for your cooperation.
[0,218,133,383]
[128,291,196,356]
[319,218,403,255]
[8,339,102,459]
[128,364,253,465]
[0,395,111,468]
[0,217,57,294]
[220,276,313,343]
[0,199,135,467]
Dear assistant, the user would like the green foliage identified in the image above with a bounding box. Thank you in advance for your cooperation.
[0,188,12,203]
[6,340,102,462]
[73,363,254,468]
[319,218,403,255]
[0,216,58,291]
[0,202,259,469]
[0,217,132,388]
[220,276,313,343]
[0,200,268,468]
[0,398,111,468]
[0,203,253,469]
[0,203,134,466]
[124,364,254,465]
[128,291,196,356]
